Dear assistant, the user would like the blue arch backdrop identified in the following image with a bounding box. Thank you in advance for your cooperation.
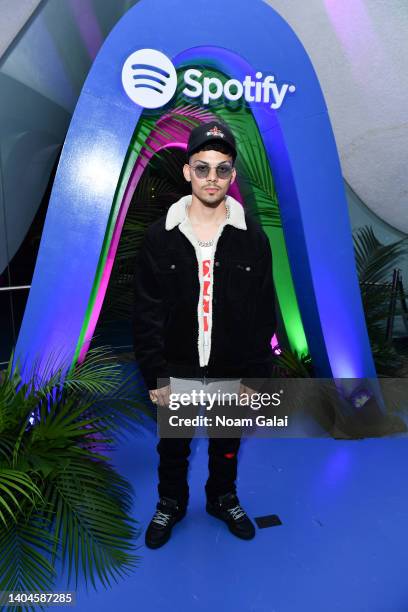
[14,0,376,384]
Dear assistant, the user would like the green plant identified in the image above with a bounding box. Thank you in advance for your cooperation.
[270,346,314,378]
[353,226,408,375]
[0,345,152,609]
[272,227,408,377]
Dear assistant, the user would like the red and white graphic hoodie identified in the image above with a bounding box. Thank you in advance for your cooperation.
[164,194,247,367]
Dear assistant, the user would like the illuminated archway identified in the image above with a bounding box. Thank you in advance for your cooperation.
[14,0,376,382]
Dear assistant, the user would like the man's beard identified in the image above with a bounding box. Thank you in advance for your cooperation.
[196,188,226,208]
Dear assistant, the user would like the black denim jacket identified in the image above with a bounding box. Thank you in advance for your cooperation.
[133,199,277,391]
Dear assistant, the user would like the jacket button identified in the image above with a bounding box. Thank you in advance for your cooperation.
[245,266,251,271]
[215,261,220,267]
[213,298,217,305]
[170,264,176,269]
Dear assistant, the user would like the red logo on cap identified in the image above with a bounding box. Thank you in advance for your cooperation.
[206,126,225,138]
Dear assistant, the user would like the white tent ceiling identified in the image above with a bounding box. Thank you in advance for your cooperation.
[266,0,408,233]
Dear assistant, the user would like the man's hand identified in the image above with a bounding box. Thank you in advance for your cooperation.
[149,385,171,408]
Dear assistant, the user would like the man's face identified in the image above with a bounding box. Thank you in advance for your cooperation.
[183,149,236,208]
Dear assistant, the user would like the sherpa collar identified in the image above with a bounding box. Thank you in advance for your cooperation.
[165,194,247,231]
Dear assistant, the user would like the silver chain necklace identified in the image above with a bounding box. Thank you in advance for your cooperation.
[196,203,230,248]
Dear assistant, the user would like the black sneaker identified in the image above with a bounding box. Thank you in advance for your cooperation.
[206,492,256,540]
[145,497,186,549]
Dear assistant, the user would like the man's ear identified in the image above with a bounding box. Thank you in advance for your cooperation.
[183,163,191,182]
[229,167,237,186]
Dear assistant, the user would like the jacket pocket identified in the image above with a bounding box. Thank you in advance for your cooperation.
[222,260,260,334]
[156,256,196,304]
[226,259,260,299]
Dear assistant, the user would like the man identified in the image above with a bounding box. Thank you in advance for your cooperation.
[133,120,277,549]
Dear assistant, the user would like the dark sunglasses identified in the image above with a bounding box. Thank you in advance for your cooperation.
[189,162,234,180]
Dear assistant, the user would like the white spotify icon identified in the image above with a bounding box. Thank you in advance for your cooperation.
[122,48,177,109]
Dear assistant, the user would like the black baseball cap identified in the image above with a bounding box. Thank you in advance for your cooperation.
[187,121,237,160]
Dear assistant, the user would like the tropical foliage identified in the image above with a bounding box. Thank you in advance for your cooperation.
[262,225,408,377]
[353,226,408,375]
[0,346,150,608]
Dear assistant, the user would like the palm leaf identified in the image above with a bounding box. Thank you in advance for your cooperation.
[353,226,408,285]
[271,347,314,377]
[0,471,44,528]
[43,459,140,590]
[0,345,145,594]
[353,226,408,374]
[0,514,57,611]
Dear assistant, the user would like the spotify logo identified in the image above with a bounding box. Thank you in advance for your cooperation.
[121,48,178,109]
[122,48,296,110]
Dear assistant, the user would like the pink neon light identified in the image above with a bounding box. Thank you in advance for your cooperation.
[271,334,281,354]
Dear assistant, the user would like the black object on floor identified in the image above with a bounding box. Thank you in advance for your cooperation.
[254,514,282,528]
